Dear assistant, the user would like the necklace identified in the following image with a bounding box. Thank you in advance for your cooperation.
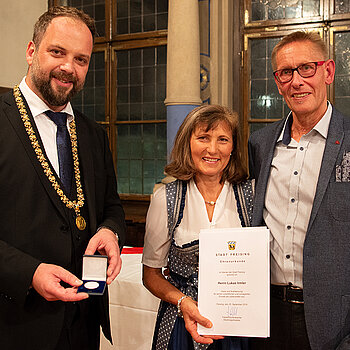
[13,85,86,231]
[204,200,216,206]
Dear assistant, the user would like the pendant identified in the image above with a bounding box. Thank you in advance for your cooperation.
[76,215,86,230]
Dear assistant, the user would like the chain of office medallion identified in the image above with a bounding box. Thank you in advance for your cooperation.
[13,85,85,216]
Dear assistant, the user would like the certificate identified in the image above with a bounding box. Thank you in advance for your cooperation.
[198,227,270,337]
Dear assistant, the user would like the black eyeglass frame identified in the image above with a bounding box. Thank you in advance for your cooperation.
[273,61,326,83]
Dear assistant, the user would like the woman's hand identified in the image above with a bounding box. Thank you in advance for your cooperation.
[143,266,224,344]
[181,297,225,344]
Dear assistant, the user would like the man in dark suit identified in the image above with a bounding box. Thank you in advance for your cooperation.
[0,6,126,350]
[249,31,350,349]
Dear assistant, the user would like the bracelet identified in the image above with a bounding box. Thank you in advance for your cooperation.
[177,295,189,318]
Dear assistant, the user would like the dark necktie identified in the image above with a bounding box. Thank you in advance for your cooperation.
[45,110,73,194]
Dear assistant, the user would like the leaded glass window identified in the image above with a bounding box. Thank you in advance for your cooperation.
[60,0,106,38]
[115,45,167,194]
[71,50,106,122]
[117,124,166,194]
[334,0,350,14]
[334,31,350,116]
[54,0,168,196]
[250,0,321,22]
[115,0,168,35]
[250,37,289,120]
[116,46,166,121]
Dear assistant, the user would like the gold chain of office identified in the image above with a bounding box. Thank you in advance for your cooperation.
[13,84,86,230]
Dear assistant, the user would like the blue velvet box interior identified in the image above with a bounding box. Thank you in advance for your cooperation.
[78,255,108,295]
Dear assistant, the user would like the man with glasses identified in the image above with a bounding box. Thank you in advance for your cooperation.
[249,31,350,349]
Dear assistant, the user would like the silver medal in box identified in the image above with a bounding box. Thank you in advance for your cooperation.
[78,255,108,295]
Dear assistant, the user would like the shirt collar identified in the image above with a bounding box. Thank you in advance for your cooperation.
[18,77,74,121]
[278,102,333,145]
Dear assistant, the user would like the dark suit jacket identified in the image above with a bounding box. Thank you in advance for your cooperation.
[0,90,126,349]
[248,107,350,349]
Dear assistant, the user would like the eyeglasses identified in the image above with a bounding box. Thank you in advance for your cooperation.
[273,61,326,83]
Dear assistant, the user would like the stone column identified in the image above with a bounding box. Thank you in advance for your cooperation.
[165,0,202,156]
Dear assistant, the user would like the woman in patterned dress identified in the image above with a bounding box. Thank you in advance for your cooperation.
[142,105,253,350]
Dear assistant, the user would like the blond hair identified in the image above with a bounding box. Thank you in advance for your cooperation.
[272,31,328,70]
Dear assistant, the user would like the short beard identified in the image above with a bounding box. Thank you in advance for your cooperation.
[31,66,83,107]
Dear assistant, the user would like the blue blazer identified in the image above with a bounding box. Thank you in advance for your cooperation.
[248,107,350,349]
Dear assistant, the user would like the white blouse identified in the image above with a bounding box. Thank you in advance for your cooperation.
[142,180,242,268]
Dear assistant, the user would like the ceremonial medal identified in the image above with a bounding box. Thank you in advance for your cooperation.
[76,215,87,230]
[13,85,87,227]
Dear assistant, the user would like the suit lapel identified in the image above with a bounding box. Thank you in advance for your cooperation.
[307,109,344,231]
[252,120,285,226]
[3,91,69,221]
[74,111,97,232]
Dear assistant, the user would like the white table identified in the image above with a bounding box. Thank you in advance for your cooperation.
[100,251,160,350]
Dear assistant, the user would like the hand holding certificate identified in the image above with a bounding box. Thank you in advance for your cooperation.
[198,227,270,338]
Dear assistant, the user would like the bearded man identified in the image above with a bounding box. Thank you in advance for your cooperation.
[0,6,126,350]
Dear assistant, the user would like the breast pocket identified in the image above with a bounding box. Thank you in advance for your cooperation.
[328,182,350,222]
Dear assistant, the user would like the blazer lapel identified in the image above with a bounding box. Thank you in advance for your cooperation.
[3,91,69,221]
[74,112,97,232]
[307,108,344,232]
[252,119,285,226]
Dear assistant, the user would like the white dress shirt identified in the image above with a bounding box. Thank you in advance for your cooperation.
[18,77,74,177]
[142,180,242,268]
[264,103,332,288]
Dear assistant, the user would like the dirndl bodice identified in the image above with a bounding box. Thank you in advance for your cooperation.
[151,179,254,350]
